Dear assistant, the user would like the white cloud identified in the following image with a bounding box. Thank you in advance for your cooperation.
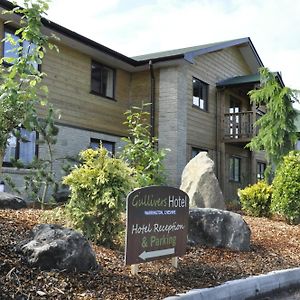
[44,0,300,95]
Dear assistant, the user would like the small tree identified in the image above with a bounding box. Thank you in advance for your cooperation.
[271,151,300,224]
[0,0,58,173]
[120,103,169,187]
[63,147,136,246]
[247,67,299,181]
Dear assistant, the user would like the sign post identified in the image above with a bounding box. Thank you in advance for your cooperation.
[125,186,189,273]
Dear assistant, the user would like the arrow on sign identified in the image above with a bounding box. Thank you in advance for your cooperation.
[139,248,175,260]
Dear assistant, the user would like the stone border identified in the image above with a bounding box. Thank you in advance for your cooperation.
[164,267,300,300]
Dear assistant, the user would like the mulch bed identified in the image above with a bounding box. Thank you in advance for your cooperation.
[0,209,300,300]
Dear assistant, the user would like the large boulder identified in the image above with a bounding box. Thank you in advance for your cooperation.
[20,224,98,272]
[188,208,251,251]
[0,192,27,209]
[180,152,226,209]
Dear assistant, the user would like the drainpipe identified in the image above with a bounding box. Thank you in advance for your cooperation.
[149,60,155,139]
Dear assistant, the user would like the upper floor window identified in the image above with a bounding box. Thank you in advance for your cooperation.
[3,128,38,167]
[229,156,241,182]
[257,161,266,181]
[90,138,115,156]
[91,61,115,99]
[193,77,208,111]
[3,27,38,70]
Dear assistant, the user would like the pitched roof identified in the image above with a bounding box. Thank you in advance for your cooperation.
[132,37,263,66]
[216,72,285,88]
[0,0,264,71]
[216,74,261,87]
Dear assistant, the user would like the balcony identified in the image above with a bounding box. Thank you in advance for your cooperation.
[223,111,257,144]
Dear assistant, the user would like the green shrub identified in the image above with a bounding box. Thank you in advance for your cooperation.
[120,104,169,187]
[63,146,136,247]
[271,151,300,224]
[239,181,272,217]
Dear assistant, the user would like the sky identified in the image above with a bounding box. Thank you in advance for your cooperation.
[44,0,300,109]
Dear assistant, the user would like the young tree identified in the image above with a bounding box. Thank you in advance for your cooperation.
[120,103,169,187]
[247,67,299,181]
[0,0,57,173]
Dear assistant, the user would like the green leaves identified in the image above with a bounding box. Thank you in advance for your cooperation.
[120,103,169,187]
[239,181,272,217]
[63,146,137,247]
[247,67,299,182]
[0,0,58,167]
[271,151,300,224]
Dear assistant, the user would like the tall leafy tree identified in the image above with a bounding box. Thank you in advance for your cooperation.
[0,0,57,172]
[247,67,299,181]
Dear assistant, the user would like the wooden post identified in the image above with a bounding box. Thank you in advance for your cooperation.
[131,264,139,275]
[171,257,178,268]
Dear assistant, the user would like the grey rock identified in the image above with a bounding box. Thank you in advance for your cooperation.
[0,192,27,210]
[188,208,251,251]
[21,224,98,272]
[180,152,226,209]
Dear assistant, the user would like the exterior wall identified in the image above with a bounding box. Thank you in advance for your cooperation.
[41,42,131,136]
[2,124,124,198]
[158,65,188,186]
[186,47,252,160]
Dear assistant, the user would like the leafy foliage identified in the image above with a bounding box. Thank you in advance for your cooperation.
[239,181,272,217]
[271,151,300,224]
[120,104,169,187]
[0,0,58,171]
[247,67,298,181]
[63,147,136,246]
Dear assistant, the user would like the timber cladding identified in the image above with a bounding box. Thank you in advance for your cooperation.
[42,42,132,136]
[186,47,252,152]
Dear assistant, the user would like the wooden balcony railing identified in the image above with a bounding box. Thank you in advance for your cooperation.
[223,111,258,142]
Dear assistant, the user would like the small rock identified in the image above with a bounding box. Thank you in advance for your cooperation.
[0,192,27,210]
[188,208,251,251]
[20,224,98,272]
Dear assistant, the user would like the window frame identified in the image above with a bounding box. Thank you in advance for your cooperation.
[192,77,209,112]
[90,60,116,100]
[90,138,115,156]
[229,156,241,183]
[257,161,266,181]
[3,25,40,71]
[3,128,39,168]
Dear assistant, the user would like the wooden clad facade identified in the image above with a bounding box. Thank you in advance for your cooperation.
[0,4,269,200]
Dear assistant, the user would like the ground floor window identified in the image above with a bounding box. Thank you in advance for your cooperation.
[257,161,266,181]
[3,128,37,167]
[90,138,115,156]
[229,156,240,182]
[191,147,208,159]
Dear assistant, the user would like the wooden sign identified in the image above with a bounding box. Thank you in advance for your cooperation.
[125,186,189,266]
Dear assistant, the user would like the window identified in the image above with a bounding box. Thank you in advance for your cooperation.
[3,129,38,167]
[193,77,208,111]
[3,27,38,69]
[91,61,115,99]
[191,147,208,158]
[229,97,241,138]
[90,138,115,156]
[229,156,241,182]
[257,162,266,181]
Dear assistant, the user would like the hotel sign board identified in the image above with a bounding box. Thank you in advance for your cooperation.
[125,186,189,265]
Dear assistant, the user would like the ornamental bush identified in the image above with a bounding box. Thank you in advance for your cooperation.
[63,147,136,247]
[239,181,272,217]
[271,151,300,224]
